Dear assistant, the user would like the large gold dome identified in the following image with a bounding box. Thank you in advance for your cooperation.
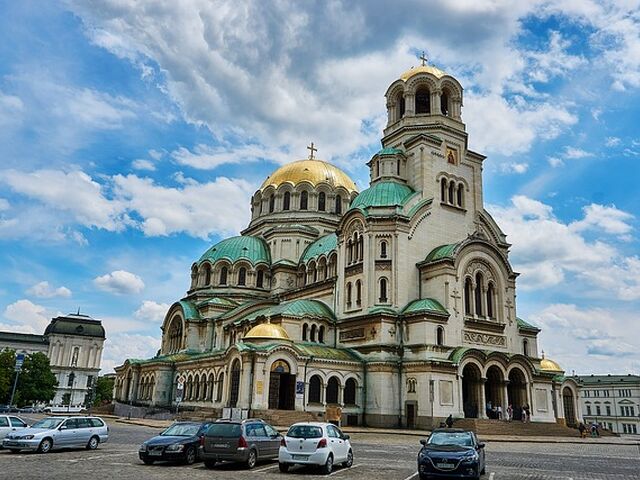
[259,159,357,193]
[243,322,290,341]
[400,64,447,81]
[540,355,563,373]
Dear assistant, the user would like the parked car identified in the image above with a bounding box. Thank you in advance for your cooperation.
[2,416,109,453]
[138,421,213,465]
[200,418,281,469]
[417,428,486,480]
[0,415,29,443]
[18,407,36,414]
[278,422,353,474]
[0,405,19,413]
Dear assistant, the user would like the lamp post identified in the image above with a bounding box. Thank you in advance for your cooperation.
[9,353,25,408]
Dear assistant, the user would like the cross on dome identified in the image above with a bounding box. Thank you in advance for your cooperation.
[307,142,317,160]
[419,51,428,66]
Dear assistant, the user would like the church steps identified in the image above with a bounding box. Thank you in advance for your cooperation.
[452,419,584,437]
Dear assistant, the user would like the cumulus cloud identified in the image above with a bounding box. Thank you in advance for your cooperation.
[563,147,593,159]
[134,300,170,323]
[131,159,156,171]
[26,281,72,299]
[100,333,161,373]
[499,162,529,174]
[93,270,145,295]
[570,204,634,236]
[2,299,54,333]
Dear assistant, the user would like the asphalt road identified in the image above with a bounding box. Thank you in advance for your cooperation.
[1,417,639,480]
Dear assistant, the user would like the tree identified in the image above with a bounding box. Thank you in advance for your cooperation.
[0,349,16,403]
[14,352,57,406]
[93,376,115,406]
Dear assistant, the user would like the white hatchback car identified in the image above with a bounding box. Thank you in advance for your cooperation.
[278,422,353,474]
[0,415,28,443]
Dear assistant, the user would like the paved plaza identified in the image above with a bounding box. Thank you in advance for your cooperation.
[1,418,639,480]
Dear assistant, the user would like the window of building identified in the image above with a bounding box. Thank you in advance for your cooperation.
[596,405,601,416]
[300,191,308,210]
[398,93,405,118]
[326,377,339,404]
[380,241,388,258]
[68,372,75,387]
[346,282,352,307]
[523,339,529,357]
[487,283,495,319]
[318,326,325,344]
[335,195,342,214]
[474,272,484,316]
[283,191,290,210]
[204,264,211,286]
[407,378,417,393]
[586,405,592,415]
[441,178,447,202]
[436,326,444,346]
[448,182,455,204]
[308,375,321,403]
[238,267,246,286]
[441,92,449,115]
[356,280,362,306]
[318,192,326,211]
[310,325,317,343]
[379,278,388,303]
[257,270,264,288]
[464,277,472,315]
[415,87,431,114]
[606,405,611,416]
[344,378,357,405]
[70,347,79,367]
[269,195,275,213]
[302,323,308,341]
[457,184,464,207]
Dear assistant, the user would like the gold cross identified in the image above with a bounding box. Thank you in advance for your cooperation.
[307,142,317,160]
[419,51,428,66]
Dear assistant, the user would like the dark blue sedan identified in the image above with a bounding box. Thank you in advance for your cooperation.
[417,428,486,479]
[138,421,213,465]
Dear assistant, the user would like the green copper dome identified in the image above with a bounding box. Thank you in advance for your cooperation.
[198,235,271,266]
[349,181,415,211]
[300,233,337,263]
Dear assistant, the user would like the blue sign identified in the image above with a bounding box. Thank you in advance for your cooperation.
[14,353,26,371]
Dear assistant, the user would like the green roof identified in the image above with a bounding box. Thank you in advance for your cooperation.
[178,300,201,320]
[239,341,362,362]
[516,317,540,331]
[0,331,49,345]
[402,298,449,316]
[272,259,298,268]
[199,235,271,266]
[367,306,398,315]
[234,299,335,325]
[300,233,337,263]
[44,314,105,338]
[195,297,239,308]
[349,181,415,211]
[573,374,640,384]
[424,243,460,262]
[376,147,404,156]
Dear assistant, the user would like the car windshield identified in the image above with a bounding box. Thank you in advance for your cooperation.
[161,424,201,436]
[31,418,63,429]
[206,423,242,437]
[428,432,474,447]
[287,425,323,439]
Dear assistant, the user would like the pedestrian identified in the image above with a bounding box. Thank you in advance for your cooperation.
[590,422,597,437]
[524,404,531,423]
[507,404,513,422]
[496,405,502,421]
[578,422,586,438]
[446,414,454,428]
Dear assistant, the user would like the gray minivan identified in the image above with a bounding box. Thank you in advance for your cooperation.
[200,419,281,469]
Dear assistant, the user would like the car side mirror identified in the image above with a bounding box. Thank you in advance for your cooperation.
[477,442,485,449]
[420,439,427,446]
[343,434,350,440]
[59,425,67,430]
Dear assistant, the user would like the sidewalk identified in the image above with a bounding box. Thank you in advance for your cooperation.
[103,415,639,446]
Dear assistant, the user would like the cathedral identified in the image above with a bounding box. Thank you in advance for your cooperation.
[114,61,581,428]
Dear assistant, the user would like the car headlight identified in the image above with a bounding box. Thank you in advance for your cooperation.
[463,451,479,461]
[139,444,147,452]
[165,444,184,452]
[21,435,34,440]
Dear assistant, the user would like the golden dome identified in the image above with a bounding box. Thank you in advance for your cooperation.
[540,354,563,373]
[400,64,447,81]
[244,322,290,341]
[259,159,357,193]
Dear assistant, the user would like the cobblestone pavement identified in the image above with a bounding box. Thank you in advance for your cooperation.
[0,420,638,480]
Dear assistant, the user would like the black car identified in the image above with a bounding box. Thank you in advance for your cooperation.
[417,428,486,480]
[138,421,213,465]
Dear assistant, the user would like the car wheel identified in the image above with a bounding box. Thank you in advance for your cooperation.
[38,438,52,454]
[321,454,333,474]
[204,459,217,469]
[8,449,21,454]
[142,458,155,465]
[342,449,353,468]
[86,436,99,450]
[481,465,486,475]
[246,449,257,469]
[279,462,289,473]
[184,446,197,465]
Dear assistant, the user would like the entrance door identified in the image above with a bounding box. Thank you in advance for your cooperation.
[462,364,482,418]
[268,360,295,410]
[562,387,576,427]
[406,403,416,428]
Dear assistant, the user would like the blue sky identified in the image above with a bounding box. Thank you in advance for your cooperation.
[1,1,639,374]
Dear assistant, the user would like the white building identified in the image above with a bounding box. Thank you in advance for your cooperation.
[114,61,579,428]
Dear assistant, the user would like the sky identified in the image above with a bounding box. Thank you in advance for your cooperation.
[0,0,639,375]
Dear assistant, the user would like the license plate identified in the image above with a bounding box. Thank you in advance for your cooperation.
[4,441,17,446]
[436,462,454,469]
[292,454,309,460]
[213,443,228,448]
[149,450,163,456]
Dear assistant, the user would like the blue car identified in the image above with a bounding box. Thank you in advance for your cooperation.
[417,428,486,480]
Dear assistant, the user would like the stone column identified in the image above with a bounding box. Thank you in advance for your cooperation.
[479,378,487,419]
[404,93,415,116]
[239,356,253,409]
[503,380,510,412]
[431,90,441,115]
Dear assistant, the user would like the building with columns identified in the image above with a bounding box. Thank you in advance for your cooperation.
[0,313,106,408]
[114,62,579,428]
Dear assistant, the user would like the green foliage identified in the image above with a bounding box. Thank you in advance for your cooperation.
[0,349,16,402]
[62,393,71,406]
[93,376,114,406]
[15,352,57,405]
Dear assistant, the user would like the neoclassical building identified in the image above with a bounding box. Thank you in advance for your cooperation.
[114,62,580,428]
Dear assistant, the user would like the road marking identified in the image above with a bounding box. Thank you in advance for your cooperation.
[489,473,495,480]
[328,464,361,476]
[59,452,135,463]
[253,463,278,472]
[402,472,418,480]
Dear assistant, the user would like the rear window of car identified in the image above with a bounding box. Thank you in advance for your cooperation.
[0,417,8,427]
[287,425,323,439]
[90,418,105,428]
[206,423,242,437]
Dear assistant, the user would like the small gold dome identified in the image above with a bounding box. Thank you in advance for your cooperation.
[400,64,447,81]
[260,159,357,193]
[540,354,563,373]
[244,322,290,341]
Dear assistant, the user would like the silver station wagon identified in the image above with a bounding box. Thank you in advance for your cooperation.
[2,416,109,453]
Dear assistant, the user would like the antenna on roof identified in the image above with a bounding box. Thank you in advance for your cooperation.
[77,307,81,315]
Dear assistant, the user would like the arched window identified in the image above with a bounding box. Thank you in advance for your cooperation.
[397,159,400,176]
[318,326,325,343]
[207,374,214,401]
[269,195,275,213]
[346,282,352,307]
[356,280,362,306]
[204,264,211,286]
[238,267,246,286]
[335,195,342,214]
[487,283,495,319]
[256,269,264,288]
[441,91,449,115]
[448,181,455,204]
[300,191,308,210]
[68,372,75,387]
[318,192,326,211]
[219,266,228,285]
[475,272,484,316]
[379,278,388,303]
[380,241,387,258]
[358,235,364,261]
[283,191,291,210]
[309,375,321,403]
[344,378,357,405]
[523,339,529,357]
[457,184,464,207]
[464,277,472,315]
[347,240,353,264]
[397,93,405,119]
[229,360,241,407]
[415,87,431,114]
[441,178,447,202]
[302,323,308,341]
[353,232,359,261]
[310,324,317,342]
[216,372,224,402]
[376,161,380,177]
[436,326,445,346]
[326,377,339,404]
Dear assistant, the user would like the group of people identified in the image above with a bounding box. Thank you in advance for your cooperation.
[578,422,600,438]
[486,401,531,422]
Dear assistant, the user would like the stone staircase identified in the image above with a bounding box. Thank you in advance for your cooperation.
[451,418,587,437]
[253,409,322,427]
